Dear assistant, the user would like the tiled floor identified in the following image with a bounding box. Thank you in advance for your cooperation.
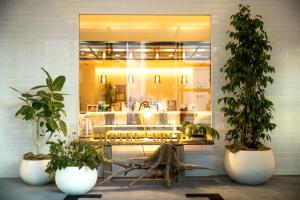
[0,176,299,200]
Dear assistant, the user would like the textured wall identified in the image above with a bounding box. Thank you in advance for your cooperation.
[0,0,299,177]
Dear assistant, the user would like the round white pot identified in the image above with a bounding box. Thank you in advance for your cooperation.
[19,159,52,185]
[224,149,275,185]
[55,166,98,195]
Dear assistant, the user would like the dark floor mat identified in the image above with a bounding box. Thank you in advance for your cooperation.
[64,194,102,200]
[185,193,224,200]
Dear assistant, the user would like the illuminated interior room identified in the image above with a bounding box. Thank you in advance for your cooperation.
[79,15,213,144]
[1,1,300,200]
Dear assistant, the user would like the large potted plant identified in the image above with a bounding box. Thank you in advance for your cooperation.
[11,68,67,185]
[46,140,105,195]
[218,4,276,185]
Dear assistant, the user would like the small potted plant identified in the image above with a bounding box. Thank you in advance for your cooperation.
[218,4,276,185]
[182,121,219,141]
[46,139,105,195]
[11,68,67,185]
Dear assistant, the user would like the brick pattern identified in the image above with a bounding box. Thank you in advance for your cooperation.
[0,0,299,177]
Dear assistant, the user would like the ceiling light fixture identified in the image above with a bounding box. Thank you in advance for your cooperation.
[155,52,159,59]
[100,75,106,84]
[181,75,188,84]
[128,75,134,83]
[154,75,160,84]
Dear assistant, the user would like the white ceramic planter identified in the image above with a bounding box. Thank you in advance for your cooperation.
[19,159,52,185]
[55,166,98,195]
[224,149,275,185]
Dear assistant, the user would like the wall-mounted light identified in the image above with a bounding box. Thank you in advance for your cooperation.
[100,75,106,84]
[155,52,159,59]
[128,75,134,83]
[102,51,106,59]
[154,75,160,84]
[129,52,133,59]
[181,75,188,84]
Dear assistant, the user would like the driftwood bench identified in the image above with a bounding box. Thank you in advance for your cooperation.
[102,144,185,183]
[100,143,214,188]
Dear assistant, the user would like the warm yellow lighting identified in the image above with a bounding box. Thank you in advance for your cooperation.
[182,52,186,59]
[154,75,160,84]
[102,52,106,59]
[95,67,193,74]
[128,75,134,83]
[155,52,159,59]
[140,54,147,59]
[135,49,152,52]
[129,52,133,59]
[181,75,188,84]
[100,75,106,84]
[142,108,153,119]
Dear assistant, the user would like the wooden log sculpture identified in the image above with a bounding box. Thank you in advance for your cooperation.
[98,143,215,188]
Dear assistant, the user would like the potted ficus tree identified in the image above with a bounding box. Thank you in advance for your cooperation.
[11,68,67,185]
[46,139,105,195]
[218,4,276,185]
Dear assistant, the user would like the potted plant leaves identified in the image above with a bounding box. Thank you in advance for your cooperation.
[102,82,115,111]
[46,139,105,195]
[11,68,67,185]
[218,4,276,185]
[182,121,219,141]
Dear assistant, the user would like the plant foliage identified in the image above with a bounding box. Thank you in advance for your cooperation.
[218,4,276,149]
[182,121,220,140]
[11,68,67,154]
[45,140,106,174]
[103,82,115,105]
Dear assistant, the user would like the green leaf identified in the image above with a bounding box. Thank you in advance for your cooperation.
[53,102,64,109]
[31,85,47,90]
[21,93,33,98]
[41,68,52,82]
[59,120,67,136]
[15,105,28,116]
[46,78,52,88]
[23,107,35,120]
[32,102,42,110]
[40,121,44,127]
[53,93,64,101]
[46,118,57,132]
[9,86,22,94]
[37,90,50,99]
[52,76,65,91]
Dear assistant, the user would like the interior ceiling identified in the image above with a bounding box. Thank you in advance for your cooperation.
[80,15,210,42]
[80,41,210,61]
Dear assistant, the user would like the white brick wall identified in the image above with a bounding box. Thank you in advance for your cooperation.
[0,0,299,177]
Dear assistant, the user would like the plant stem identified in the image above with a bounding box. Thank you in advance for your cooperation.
[33,119,43,155]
